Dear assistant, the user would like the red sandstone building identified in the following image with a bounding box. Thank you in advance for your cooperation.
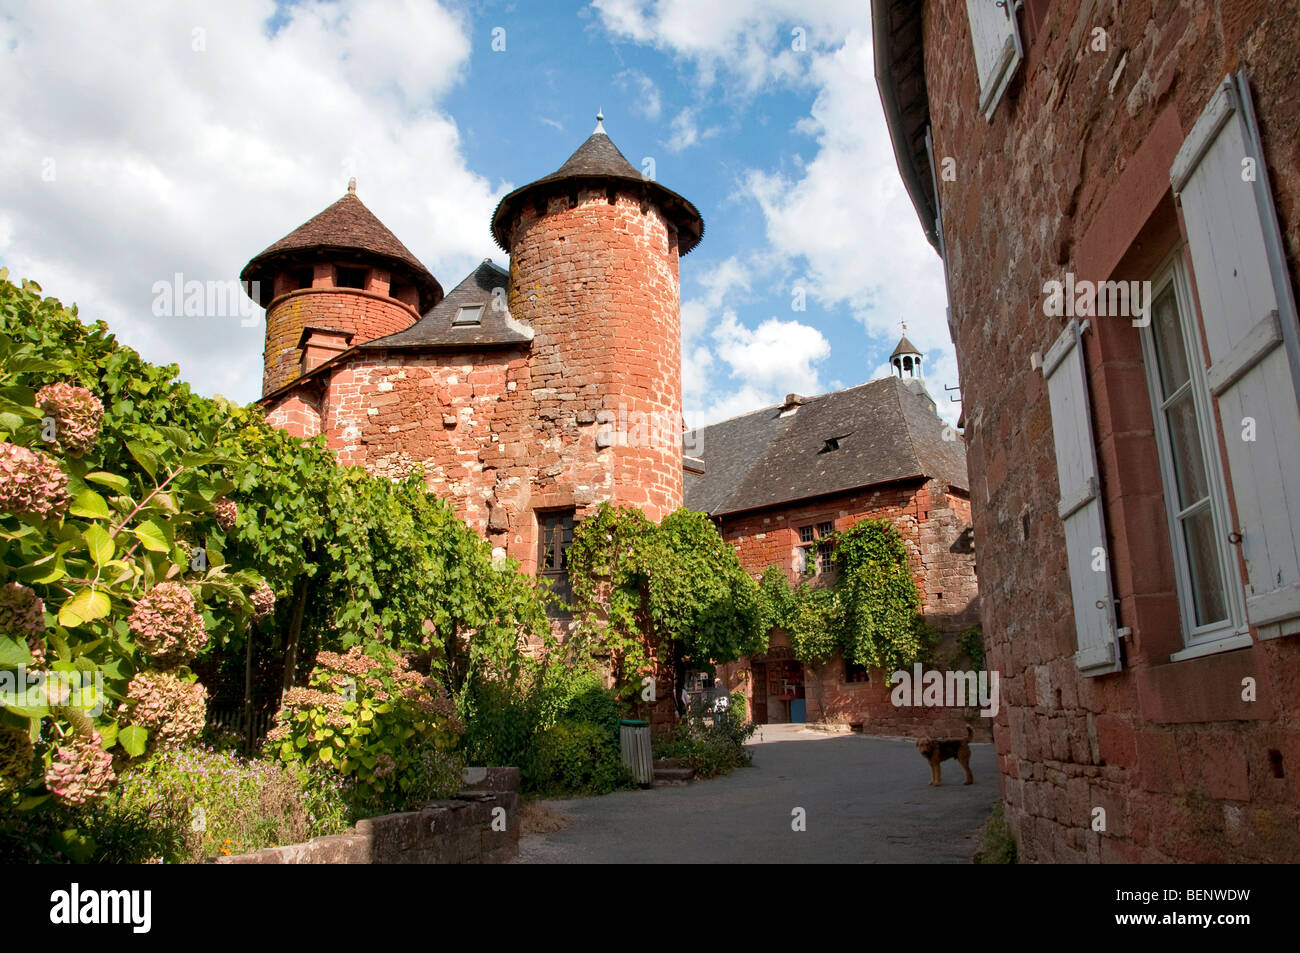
[687,365,979,732]
[242,117,980,735]
[244,117,700,575]
[875,0,1300,862]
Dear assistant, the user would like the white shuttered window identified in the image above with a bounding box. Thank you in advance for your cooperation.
[1042,319,1123,675]
[1172,72,1300,641]
[965,0,1023,120]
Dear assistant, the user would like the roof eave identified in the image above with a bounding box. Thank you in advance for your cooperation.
[872,0,940,253]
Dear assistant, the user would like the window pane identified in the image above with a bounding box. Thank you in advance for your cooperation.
[1151,285,1191,399]
[1181,506,1228,627]
[1165,391,1210,509]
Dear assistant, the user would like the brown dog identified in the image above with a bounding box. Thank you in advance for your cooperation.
[916,725,974,786]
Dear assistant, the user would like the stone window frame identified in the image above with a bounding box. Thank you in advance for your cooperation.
[795,520,837,579]
[1139,252,1247,655]
[843,658,869,684]
[335,265,368,290]
[536,508,576,617]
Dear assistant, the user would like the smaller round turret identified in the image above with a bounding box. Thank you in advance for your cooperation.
[242,182,443,396]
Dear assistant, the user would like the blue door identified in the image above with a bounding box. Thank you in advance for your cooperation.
[790,699,806,723]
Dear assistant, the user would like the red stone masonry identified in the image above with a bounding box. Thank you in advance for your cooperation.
[913,0,1300,861]
[263,279,418,395]
[494,187,684,565]
[713,479,984,738]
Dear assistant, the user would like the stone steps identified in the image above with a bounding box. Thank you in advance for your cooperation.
[652,759,695,786]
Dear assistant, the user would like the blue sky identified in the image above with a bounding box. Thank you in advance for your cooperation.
[0,0,956,427]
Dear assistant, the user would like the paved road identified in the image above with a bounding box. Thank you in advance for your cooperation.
[514,724,998,863]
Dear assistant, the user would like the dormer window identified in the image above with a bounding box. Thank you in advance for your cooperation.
[453,304,483,326]
[820,434,849,454]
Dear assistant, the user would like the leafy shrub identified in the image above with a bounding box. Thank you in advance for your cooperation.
[0,745,348,863]
[654,705,756,779]
[268,643,464,816]
[526,719,627,797]
[954,624,986,671]
[727,689,747,724]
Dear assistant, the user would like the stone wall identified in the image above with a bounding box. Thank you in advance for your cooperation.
[714,478,982,737]
[212,767,521,865]
[919,0,1300,861]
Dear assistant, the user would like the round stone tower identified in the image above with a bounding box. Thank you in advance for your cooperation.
[243,180,443,396]
[490,115,703,525]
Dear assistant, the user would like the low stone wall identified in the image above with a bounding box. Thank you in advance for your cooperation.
[212,767,521,865]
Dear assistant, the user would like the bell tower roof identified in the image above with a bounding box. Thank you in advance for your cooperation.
[490,113,704,256]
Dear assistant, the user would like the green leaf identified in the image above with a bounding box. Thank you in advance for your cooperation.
[98,721,118,749]
[133,518,171,553]
[125,441,158,479]
[58,588,112,627]
[0,635,33,667]
[69,489,111,520]
[119,725,148,757]
[83,523,115,566]
[84,471,131,494]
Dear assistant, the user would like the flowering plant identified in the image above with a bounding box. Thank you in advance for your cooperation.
[0,294,272,809]
[270,642,464,811]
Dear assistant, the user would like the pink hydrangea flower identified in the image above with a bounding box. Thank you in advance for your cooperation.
[0,582,46,663]
[214,497,238,531]
[35,383,104,456]
[0,442,71,519]
[45,732,115,806]
[0,725,34,792]
[250,583,275,621]
[124,670,208,748]
[128,581,207,668]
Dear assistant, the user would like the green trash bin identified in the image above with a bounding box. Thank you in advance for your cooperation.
[619,719,653,787]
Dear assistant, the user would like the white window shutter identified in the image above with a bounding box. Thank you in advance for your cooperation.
[965,0,1023,120]
[1042,319,1123,675]
[1172,72,1300,640]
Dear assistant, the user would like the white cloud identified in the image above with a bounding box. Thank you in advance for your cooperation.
[618,68,663,120]
[0,0,499,403]
[712,310,829,393]
[592,1,960,425]
[592,0,868,94]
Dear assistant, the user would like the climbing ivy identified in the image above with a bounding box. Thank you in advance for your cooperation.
[756,519,932,673]
[566,503,765,699]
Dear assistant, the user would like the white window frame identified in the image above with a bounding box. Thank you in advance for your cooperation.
[453,304,483,326]
[1140,253,1249,658]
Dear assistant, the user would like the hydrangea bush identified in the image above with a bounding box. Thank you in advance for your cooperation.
[270,643,465,814]
[0,296,272,828]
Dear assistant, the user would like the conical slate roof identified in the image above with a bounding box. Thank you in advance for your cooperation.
[241,187,443,311]
[890,335,922,359]
[490,119,704,255]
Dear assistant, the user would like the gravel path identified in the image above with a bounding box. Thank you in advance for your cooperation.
[514,724,998,863]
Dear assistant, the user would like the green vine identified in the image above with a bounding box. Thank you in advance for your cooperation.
[566,504,765,700]
[755,519,931,673]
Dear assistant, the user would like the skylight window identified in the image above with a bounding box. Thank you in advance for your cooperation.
[453,304,483,326]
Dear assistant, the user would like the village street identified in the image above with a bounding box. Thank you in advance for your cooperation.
[514,725,998,863]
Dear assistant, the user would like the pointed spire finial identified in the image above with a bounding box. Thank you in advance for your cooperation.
[594,109,606,135]
[347,176,357,194]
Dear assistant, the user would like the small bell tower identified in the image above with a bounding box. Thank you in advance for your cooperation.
[890,328,923,379]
